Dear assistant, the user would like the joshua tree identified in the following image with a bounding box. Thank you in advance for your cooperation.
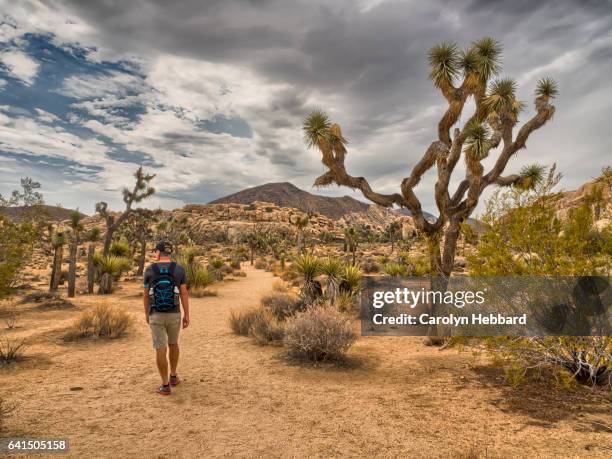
[67,211,84,298]
[343,227,359,265]
[303,37,557,280]
[49,229,66,292]
[96,167,155,256]
[122,208,158,275]
[383,221,402,253]
[241,225,268,265]
[86,227,101,294]
[290,213,310,253]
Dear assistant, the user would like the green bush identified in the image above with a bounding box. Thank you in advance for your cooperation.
[383,262,408,277]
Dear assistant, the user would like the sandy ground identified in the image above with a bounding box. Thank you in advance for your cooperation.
[1,265,611,458]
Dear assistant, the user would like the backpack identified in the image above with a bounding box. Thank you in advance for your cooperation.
[149,262,179,312]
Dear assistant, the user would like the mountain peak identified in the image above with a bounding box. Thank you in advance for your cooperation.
[209,182,369,219]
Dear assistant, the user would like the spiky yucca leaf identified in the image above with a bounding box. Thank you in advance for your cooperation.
[320,257,343,279]
[95,254,131,276]
[472,37,502,80]
[484,78,517,113]
[109,240,130,258]
[428,41,461,88]
[464,120,491,161]
[535,77,559,99]
[303,110,331,149]
[88,227,102,242]
[383,262,408,277]
[518,164,546,190]
[293,253,321,282]
[460,48,481,90]
[342,265,364,293]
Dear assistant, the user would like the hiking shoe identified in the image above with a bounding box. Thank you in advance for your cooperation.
[169,375,181,387]
[157,384,171,396]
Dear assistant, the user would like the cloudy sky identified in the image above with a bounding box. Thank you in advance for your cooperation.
[0,0,610,215]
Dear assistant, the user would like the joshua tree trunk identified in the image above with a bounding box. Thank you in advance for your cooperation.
[327,277,337,306]
[87,244,96,294]
[297,231,304,254]
[137,237,147,276]
[67,239,78,297]
[99,273,113,294]
[50,246,63,292]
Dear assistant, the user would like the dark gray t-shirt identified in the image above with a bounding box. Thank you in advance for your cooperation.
[144,262,187,314]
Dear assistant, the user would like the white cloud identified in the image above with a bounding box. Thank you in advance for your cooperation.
[0,49,39,85]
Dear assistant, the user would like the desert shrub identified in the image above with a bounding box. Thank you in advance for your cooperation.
[209,258,224,270]
[336,291,357,312]
[284,306,357,361]
[64,304,132,341]
[261,292,305,321]
[361,257,380,273]
[95,254,131,294]
[272,280,289,293]
[233,271,247,278]
[0,216,38,298]
[187,264,215,290]
[109,240,131,258]
[254,259,267,270]
[229,258,241,270]
[219,263,233,276]
[384,262,408,277]
[249,309,284,345]
[487,337,612,388]
[0,338,26,365]
[229,307,267,336]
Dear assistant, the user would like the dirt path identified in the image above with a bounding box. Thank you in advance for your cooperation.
[2,266,611,458]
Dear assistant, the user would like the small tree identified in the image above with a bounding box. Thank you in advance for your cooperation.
[382,221,402,253]
[303,37,557,280]
[0,177,44,207]
[49,229,66,292]
[290,213,310,253]
[343,227,359,265]
[86,227,101,294]
[96,167,155,256]
[67,211,84,298]
[242,225,268,265]
[0,216,37,298]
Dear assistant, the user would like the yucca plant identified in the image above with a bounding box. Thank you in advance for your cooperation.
[293,253,322,305]
[342,264,364,295]
[109,240,131,258]
[320,257,343,306]
[95,254,130,294]
[384,262,409,277]
[188,265,215,291]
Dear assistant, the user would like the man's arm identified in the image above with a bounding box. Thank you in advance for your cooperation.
[143,288,150,323]
[180,284,190,329]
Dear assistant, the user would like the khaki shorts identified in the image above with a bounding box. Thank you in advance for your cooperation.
[149,312,181,349]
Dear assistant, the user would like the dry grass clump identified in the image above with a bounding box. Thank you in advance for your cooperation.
[229,307,265,336]
[361,257,380,273]
[272,280,289,292]
[0,338,27,365]
[249,309,284,345]
[190,288,218,297]
[64,304,132,341]
[233,271,247,278]
[260,292,305,321]
[284,306,357,362]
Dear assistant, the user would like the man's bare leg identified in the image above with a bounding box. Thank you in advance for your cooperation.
[155,346,169,385]
[168,343,179,377]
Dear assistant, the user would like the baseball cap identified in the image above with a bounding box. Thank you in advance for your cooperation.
[154,240,173,254]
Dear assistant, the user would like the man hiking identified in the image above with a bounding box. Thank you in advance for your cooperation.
[143,241,190,396]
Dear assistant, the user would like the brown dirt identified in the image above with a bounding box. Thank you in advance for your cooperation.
[1,265,611,458]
